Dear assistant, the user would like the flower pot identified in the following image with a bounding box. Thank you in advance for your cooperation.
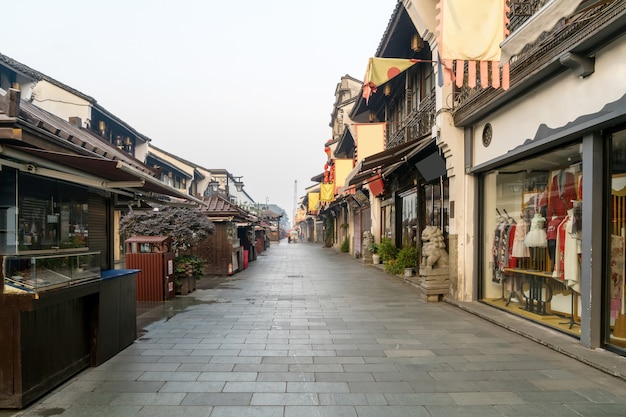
[404,268,413,277]
[372,254,381,264]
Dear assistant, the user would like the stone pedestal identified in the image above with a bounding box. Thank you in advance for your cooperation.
[362,250,373,265]
[419,267,449,302]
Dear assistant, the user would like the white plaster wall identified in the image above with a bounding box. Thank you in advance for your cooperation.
[134,141,149,163]
[196,166,212,197]
[473,38,626,167]
[30,80,91,124]
[403,0,438,44]
[149,147,195,177]
[368,186,382,241]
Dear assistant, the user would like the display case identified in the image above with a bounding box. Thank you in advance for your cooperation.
[4,251,101,293]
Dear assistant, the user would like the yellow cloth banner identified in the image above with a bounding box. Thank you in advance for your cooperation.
[334,159,354,189]
[437,0,510,89]
[440,0,504,62]
[308,192,320,212]
[320,183,335,202]
[363,58,418,87]
[362,58,419,103]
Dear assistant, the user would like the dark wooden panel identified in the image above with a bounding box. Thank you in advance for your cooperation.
[126,253,165,301]
[88,193,108,269]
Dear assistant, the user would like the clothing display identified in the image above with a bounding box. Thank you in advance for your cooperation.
[571,200,582,237]
[553,216,568,280]
[563,209,581,292]
[492,219,509,283]
[523,191,548,225]
[506,223,517,268]
[610,235,625,322]
[524,213,547,247]
[552,210,581,291]
[546,215,563,262]
[511,219,529,258]
[547,170,576,218]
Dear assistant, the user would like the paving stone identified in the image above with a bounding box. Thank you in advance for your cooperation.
[12,242,626,417]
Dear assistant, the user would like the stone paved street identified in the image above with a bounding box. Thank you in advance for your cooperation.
[4,241,626,417]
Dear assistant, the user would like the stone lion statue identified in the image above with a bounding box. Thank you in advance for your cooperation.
[420,225,449,269]
[362,231,373,251]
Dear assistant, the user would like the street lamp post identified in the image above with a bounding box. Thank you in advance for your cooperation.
[208,173,244,201]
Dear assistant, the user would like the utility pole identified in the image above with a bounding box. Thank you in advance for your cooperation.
[293,179,297,228]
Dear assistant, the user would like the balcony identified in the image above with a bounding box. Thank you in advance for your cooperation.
[387,91,436,149]
[508,0,550,31]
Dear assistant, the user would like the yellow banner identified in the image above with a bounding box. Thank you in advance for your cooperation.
[308,192,320,212]
[320,183,335,202]
[440,0,504,62]
[363,58,417,87]
[334,159,353,188]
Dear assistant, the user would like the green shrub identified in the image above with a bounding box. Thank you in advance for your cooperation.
[396,246,418,269]
[378,237,397,262]
[384,245,418,275]
[340,237,350,252]
[324,217,334,247]
[367,242,378,254]
[384,258,402,275]
[175,254,204,279]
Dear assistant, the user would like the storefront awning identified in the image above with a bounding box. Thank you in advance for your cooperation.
[347,136,433,187]
[383,138,445,183]
[0,144,205,205]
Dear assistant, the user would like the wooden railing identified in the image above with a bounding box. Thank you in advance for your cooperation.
[387,91,436,148]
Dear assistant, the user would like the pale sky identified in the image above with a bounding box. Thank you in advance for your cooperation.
[0,0,397,221]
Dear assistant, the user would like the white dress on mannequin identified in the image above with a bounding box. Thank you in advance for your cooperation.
[524,214,547,247]
[563,209,581,292]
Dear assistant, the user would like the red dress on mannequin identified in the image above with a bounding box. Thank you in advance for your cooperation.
[547,170,576,218]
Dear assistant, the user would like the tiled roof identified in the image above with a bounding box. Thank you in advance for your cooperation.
[19,99,154,175]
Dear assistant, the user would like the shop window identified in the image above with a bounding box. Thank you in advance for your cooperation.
[608,127,626,349]
[381,204,394,240]
[480,143,582,336]
[400,188,417,248]
[424,181,449,237]
[17,173,89,252]
[0,168,18,253]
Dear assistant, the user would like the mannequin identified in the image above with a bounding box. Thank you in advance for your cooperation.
[492,216,509,283]
[546,211,562,264]
[511,216,529,260]
[563,208,581,291]
[524,213,547,270]
[548,169,576,218]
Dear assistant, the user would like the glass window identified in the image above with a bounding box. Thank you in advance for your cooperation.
[480,142,582,336]
[400,189,417,247]
[18,173,89,252]
[0,168,18,253]
[381,204,394,240]
[424,180,449,236]
[608,127,626,349]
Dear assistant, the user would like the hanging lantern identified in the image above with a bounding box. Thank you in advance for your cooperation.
[411,33,423,52]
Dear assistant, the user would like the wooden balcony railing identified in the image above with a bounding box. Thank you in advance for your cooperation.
[387,91,436,149]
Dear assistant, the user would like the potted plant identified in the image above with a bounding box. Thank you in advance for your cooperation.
[396,246,418,277]
[383,245,418,276]
[368,242,380,264]
[378,237,398,264]
[175,254,204,295]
